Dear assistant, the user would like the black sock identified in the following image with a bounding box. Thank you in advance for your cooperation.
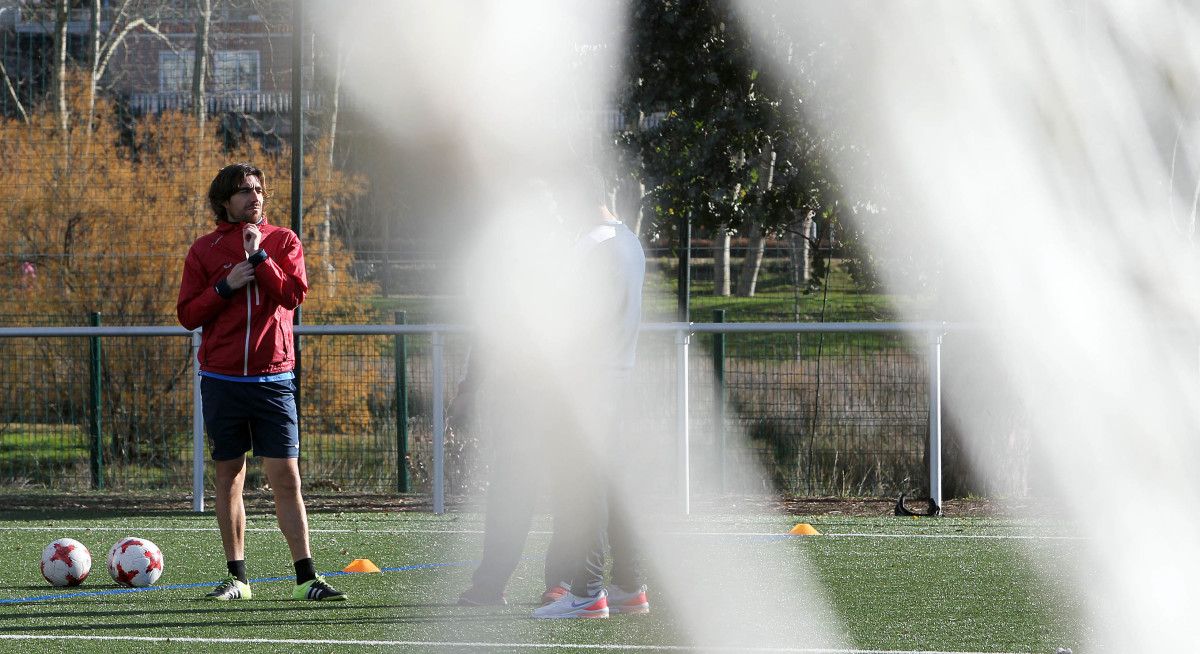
[294,557,317,584]
[227,560,247,584]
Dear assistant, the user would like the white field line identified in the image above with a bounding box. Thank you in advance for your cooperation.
[0,525,1083,540]
[0,634,1031,654]
[819,533,1083,541]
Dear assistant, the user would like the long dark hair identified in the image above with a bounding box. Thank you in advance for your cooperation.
[207,163,264,223]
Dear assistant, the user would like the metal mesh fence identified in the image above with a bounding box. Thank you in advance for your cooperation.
[720,332,929,496]
[626,331,930,499]
[0,326,932,498]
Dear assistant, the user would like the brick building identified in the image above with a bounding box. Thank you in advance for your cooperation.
[0,1,317,133]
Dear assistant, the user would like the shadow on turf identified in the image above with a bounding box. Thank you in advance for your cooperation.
[0,491,186,520]
[0,491,441,520]
[0,505,201,521]
[0,602,541,632]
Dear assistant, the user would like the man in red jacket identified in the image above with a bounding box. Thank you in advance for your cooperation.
[177,162,345,602]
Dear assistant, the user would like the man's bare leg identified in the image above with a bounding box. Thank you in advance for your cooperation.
[214,456,248,562]
[262,456,311,562]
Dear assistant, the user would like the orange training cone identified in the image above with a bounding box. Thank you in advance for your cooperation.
[343,558,382,573]
[788,523,821,536]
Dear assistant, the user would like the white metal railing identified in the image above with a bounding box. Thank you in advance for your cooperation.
[127,92,323,115]
[0,321,949,515]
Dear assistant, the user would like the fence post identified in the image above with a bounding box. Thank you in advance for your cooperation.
[676,327,691,515]
[928,327,945,513]
[192,330,205,512]
[88,312,103,490]
[289,0,305,435]
[712,310,726,492]
[395,311,409,493]
[677,213,691,323]
[431,330,445,515]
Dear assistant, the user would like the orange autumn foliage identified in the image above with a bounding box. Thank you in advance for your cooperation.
[0,84,382,458]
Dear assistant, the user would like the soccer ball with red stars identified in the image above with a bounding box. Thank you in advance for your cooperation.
[106,537,164,588]
[40,538,92,587]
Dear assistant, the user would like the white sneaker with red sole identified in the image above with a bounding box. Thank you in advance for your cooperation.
[607,584,650,615]
[540,584,570,605]
[531,590,609,619]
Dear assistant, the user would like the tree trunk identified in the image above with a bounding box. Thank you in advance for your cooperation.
[735,220,767,297]
[788,211,815,356]
[613,173,640,231]
[86,0,100,132]
[0,57,28,123]
[793,210,815,288]
[735,147,776,297]
[632,179,647,237]
[53,0,70,136]
[192,0,211,134]
[322,29,346,298]
[713,225,730,296]
[624,110,648,238]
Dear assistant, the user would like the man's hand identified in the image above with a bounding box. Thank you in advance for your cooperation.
[243,224,262,258]
[224,260,257,290]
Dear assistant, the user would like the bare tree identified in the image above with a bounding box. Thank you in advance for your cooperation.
[191,0,210,131]
[0,3,28,122]
[87,0,99,119]
[52,0,68,134]
[319,25,352,296]
[84,0,172,130]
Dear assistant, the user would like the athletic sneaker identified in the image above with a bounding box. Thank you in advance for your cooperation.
[457,586,508,606]
[293,575,347,601]
[540,584,570,605]
[607,584,650,615]
[531,590,608,619]
[205,576,252,601]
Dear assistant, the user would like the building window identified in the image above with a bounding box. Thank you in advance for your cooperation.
[158,50,194,93]
[158,50,260,94]
[213,51,260,92]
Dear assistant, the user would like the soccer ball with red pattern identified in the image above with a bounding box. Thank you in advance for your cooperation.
[40,538,92,587]
[106,537,164,588]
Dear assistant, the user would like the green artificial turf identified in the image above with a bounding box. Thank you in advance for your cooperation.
[0,511,1084,653]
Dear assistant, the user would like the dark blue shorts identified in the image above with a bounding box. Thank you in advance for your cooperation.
[200,376,300,460]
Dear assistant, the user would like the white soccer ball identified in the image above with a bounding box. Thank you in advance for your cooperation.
[107,537,164,588]
[40,538,92,587]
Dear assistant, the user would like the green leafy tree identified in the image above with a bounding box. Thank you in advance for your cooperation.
[615,0,844,296]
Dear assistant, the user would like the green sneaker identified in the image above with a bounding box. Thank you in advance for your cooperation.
[205,576,252,601]
[293,575,347,601]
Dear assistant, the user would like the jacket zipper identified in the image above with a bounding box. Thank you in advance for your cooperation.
[243,286,252,375]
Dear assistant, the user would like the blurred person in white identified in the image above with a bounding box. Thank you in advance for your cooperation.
[454,177,576,607]
[531,171,648,619]
[453,170,649,617]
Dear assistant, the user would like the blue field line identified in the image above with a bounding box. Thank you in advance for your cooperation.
[0,559,476,605]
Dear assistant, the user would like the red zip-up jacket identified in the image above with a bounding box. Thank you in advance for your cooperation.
[176,218,308,376]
